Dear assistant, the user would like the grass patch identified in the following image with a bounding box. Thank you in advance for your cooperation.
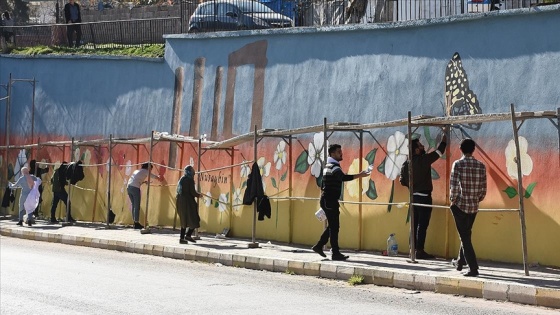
[285,269,295,275]
[348,274,365,286]
[8,44,165,58]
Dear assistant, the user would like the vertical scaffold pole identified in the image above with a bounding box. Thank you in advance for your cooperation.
[64,137,75,226]
[510,104,529,276]
[407,111,417,263]
[142,131,154,233]
[107,135,113,227]
[248,125,259,248]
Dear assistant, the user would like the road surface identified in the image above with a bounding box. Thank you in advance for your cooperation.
[1,236,556,314]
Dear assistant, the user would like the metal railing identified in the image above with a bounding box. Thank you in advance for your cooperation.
[1,17,181,49]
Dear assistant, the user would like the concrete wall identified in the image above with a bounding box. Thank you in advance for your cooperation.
[1,5,559,266]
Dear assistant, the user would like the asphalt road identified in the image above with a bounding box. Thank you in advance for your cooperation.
[0,236,556,315]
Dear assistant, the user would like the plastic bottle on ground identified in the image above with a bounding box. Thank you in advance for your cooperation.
[387,233,398,256]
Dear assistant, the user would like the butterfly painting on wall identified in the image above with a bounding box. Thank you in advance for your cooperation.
[444,52,483,130]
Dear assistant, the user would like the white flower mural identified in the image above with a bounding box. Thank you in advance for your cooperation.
[257,157,271,191]
[39,159,48,169]
[74,148,81,162]
[385,131,409,181]
[83,149,92,165]
[240,160,251,178]
[14,149,27,179]
[125,160,132,176]
[204,192,212,207]
[308,132,327,178]
[347,158,369,197]
[505,136,533,180]
[233,188,243,207]
[273,141,287,170]
[218,193,228,212]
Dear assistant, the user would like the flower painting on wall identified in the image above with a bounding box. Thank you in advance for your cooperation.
[503,136,536,198]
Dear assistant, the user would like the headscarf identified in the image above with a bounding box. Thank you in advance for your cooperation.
[21,167,35,189]
[177,165,195,195]
[184,165,195,180]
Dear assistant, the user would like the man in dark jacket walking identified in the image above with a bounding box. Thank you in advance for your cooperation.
[312,144,369,261]
[64,0,82,47]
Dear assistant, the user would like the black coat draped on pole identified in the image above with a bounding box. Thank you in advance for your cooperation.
[242,162,271,221]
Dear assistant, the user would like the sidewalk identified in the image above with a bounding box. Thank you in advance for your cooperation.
[1,218,558,309]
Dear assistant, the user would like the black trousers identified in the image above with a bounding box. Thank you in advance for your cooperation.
[50,191,71,219]
[413,194,432,250]
[316,197,341,255]
[66,24,82,47]
[451,205,479,271]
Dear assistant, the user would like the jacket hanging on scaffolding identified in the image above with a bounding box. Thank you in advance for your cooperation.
[1,186,15,207]
[242,162,271,220]
[243,162,263,205]
[66,161,85,185]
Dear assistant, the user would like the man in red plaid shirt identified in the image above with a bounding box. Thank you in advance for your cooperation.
[450,138,487,277]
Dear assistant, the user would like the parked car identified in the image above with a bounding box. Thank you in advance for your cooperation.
[188,0,294,33]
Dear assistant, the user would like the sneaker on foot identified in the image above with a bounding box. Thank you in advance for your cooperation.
[185,236,196,243]
[134,222,144,229]
[16,220,23,226]
[179,239,188,244]
[50,218,59,223]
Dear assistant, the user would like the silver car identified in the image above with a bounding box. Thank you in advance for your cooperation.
[188,0,294,33]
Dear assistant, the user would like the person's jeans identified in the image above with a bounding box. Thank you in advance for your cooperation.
[413,194,433,251]
[127,186,141,222]
[66,24,82,47]
[316,197,341,255]
[50,191,70,219]
[451,205,479,271]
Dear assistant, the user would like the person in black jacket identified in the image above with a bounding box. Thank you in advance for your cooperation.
[312,144,369,261]
[50,162,75,223]
[64,0,82,47]
[405,133,447,259]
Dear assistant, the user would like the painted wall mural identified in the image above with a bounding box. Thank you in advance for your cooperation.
[445,52,483,130]
[1,7,559,266]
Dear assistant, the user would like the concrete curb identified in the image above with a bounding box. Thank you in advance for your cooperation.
[1,226,558,309]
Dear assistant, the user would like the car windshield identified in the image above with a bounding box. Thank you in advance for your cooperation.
[236,1,274,13]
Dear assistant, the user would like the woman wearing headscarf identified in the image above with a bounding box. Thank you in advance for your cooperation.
[9,167,41,226]
[176,165,201,244]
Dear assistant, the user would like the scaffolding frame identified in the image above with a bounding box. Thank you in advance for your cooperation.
[206,107,558,273]
[1,107,558,274]
[142,131,219,234]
